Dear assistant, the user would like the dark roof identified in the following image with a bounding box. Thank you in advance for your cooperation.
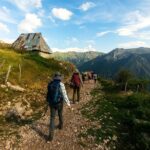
[12,33,52,54]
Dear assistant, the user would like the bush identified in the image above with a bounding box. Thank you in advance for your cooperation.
[82,77,150,150]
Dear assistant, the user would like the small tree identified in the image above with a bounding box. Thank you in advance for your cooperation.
[129,79,150,92]
[139,79,150,91]
[116,69,133,92]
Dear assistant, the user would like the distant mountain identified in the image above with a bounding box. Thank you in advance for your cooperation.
[51,51,103,67]
[79,47,150,79]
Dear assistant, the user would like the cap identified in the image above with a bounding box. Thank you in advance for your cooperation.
[53,72,62,80]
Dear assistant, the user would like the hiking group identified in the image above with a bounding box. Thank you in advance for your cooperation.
[46,69,97,142]
[82,71,98,84]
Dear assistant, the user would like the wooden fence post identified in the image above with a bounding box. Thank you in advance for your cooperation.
[19,64,22,82]
[5,65,11,84]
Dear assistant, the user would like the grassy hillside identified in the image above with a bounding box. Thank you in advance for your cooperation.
[81,78,150,150]
[0,48,75,139]
[51,51,103,67]
[0,49,75,88]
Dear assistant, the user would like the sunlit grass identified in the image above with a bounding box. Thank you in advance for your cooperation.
[80,79,150,150]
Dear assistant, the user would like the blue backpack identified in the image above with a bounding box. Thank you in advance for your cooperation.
[47,80,63,105]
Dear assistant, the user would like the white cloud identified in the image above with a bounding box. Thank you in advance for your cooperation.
[0,6,16,24]
[86,40,95,45]
[48,15,56,23]
[52,47,82,52]
[98,11,150,40]
[79,2,95,11]
[118,41,149,49]
[71,37,78,43]
[0,22,10,33]
[8,0,42,11]
[85,44,97,51]
[0,38,14,43]
[64,37,79,47]
[18,13,42,33]
[97,31,114,37]
[75,11,113,25]
[117,11,150,37]
[51,8,73,21]
[37,9,45,17]
[79,25,86,29]
[66,37,79,45]
[52,46,97,52]
[134,32,150,40]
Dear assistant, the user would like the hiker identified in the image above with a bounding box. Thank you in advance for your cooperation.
[91,71,94,80]
[88,72,92,83]
[93,73,98,83]
[46,72,71,141]
[71,69,83,104]
[82,73,86,84]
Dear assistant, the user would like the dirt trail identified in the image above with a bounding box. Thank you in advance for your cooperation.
[18,81,96,150]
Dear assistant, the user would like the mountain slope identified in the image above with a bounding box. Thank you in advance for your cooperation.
[0,48,75,139]
[79,47,150,79]
[0,49,74,88]
[51,51,103,67]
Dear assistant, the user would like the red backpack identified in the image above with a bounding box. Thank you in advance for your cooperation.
[72,73,81,87]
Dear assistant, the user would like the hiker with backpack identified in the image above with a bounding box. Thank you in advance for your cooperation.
[93,73,98,83]
[46,72,71,141]
[87,72,92,83]
[71,69,83,104]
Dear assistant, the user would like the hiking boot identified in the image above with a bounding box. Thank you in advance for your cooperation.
[47,135,53,142]
[57,124,63,130]
[47,131,54,142]
[72,100,75,104]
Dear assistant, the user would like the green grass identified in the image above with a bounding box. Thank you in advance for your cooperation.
[0,49,74,88]
[80,88,119,149]
[80,79,150,150]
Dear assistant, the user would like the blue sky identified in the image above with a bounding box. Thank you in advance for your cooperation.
[0,0,150,52]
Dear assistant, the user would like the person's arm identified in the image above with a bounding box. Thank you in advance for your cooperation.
[79,73,83,86]
[60,82,71,106]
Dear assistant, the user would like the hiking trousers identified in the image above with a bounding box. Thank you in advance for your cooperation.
[72,86,80,103]
[49,102,63,138]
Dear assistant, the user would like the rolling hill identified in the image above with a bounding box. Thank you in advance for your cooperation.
[51,51,103,67]
[79,47,150,79]
[0,49,74,89]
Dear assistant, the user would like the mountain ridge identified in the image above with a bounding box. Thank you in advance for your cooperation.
[79,47,150,79]
[51,51,103,67]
